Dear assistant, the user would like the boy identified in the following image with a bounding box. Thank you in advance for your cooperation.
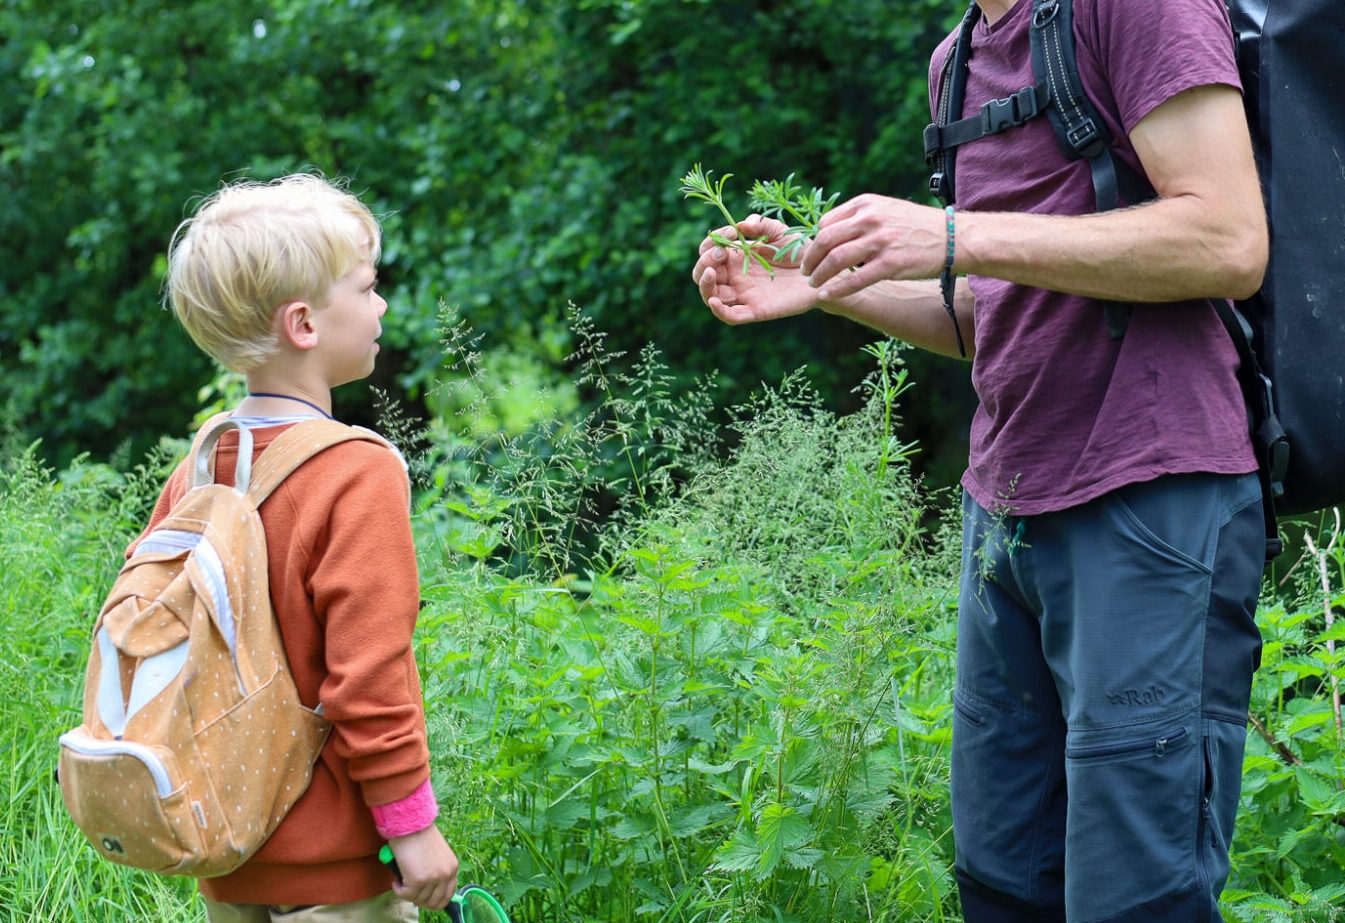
[145,173,458,921]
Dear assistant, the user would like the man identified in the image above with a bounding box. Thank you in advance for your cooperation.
[692,1,1267,920]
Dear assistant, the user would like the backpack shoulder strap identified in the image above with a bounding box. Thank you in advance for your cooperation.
[1029,0,1109,163]
[926,2,987,206]
[185,412,239,490]
[1029,0,1140,338]
[1027,0,1150,210]
[244,419,401,505]
[1211,298,1288,560]
[925,0,1153,211]
[190,416,259,494]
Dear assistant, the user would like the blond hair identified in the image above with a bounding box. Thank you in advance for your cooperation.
[165,174,382,371]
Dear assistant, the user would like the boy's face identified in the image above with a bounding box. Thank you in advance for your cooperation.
[312,260,387,387]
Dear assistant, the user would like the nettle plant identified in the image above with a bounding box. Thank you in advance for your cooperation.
[407,320,962,923]
[680,165,839,275]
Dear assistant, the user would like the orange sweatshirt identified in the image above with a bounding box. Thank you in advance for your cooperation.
[133,423,430,905]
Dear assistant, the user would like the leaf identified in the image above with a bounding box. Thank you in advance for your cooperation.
[713,828,764,873]
[757,802,813,879]
[783,847,824,870]
[1274,824,1322,860]
[1294,768,1345,815]
[1308,881,1345,904]
[615,613,663,637]
[668,802,731,837]
[612,811,658,840]
[688,756,741,776]
[542,798,590,831]
[667,707,718,744]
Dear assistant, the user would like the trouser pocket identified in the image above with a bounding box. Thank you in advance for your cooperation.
[1063,720,1201,920]
[951,691,1067,907]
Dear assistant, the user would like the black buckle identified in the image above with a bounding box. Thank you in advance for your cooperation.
[1033,0,1060,27]
[929,171,950,202]
[1067,118,1104,157]
[922,122,943,160]
[981,87,1040,135]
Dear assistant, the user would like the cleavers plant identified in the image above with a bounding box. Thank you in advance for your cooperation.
[679,165,839,276]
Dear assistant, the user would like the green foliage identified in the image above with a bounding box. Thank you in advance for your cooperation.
[1226,522,1345,922]
[1,0,969,474]
[410,334,961,921]
[9,328,1342,920]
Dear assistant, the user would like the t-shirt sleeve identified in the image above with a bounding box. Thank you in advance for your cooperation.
[1080,0,1241,134]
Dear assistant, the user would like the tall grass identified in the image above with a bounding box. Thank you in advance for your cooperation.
[409,328,962,922]
[0,443,203,921]
[3,314,1343,920]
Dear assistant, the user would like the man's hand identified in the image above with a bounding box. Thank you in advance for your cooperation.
[801,195,946,301]
[388,825,459,910]
[692,215,820,324]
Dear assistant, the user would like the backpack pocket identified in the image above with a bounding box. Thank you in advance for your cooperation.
[57,732,206,874]
[192,671,332,847]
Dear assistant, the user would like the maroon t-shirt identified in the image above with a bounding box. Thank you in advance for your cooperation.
[929,0,1257,515]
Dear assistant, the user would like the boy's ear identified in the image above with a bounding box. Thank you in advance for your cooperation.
[275,300,319,351]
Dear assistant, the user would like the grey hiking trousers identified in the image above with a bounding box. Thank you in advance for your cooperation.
[951,472,1265,922]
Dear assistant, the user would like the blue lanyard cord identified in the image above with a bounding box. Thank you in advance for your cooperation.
[246,392,334,419]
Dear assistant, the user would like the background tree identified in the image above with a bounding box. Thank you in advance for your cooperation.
[1,0,972,485]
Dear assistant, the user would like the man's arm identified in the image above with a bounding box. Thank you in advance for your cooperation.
[804,84,1268,304]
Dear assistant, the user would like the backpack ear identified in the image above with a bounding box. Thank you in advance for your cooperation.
[102,568,193,658]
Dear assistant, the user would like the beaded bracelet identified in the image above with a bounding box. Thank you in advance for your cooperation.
[944,205,956,273]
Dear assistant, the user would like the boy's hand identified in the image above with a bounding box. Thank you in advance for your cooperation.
[692,215,820,325]
[388,825,459,910]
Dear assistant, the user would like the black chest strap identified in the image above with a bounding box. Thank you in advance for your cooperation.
[925,0,1147,341]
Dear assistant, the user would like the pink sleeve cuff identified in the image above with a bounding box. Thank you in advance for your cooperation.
[371,777,439,839]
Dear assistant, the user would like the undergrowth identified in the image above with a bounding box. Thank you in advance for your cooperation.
[411,319,961,921]
[2,311,1343,920]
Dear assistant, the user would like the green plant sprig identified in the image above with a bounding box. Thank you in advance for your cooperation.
[748,174,839,266]
[679,164,780,277]
[681,165,839,277]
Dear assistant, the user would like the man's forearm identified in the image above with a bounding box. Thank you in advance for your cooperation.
[823,277,975,360]
[956,194,1266,305]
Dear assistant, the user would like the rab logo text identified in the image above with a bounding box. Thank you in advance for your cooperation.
[1106,686,1166,707]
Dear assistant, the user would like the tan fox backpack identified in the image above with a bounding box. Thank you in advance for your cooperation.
[58,414,396,877]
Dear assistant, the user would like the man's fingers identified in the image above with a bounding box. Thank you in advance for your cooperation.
[701,271,748,320]
[735,214,764,237]
[708,297,752,326]
[806,236,872,290]
[698,231,732,257]
[804,205,873,271]
[697,266,717,299]
[817,195,865,229]
[815,262,875,302]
